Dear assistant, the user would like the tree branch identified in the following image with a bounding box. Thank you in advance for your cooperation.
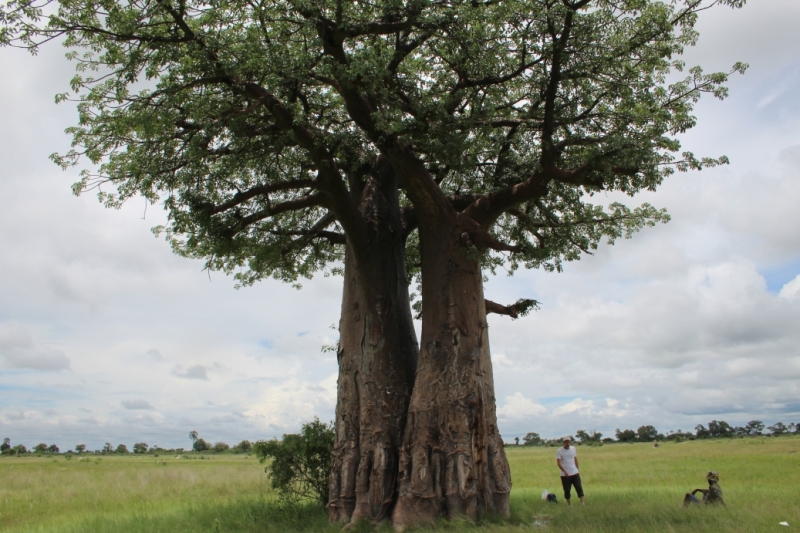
[211,179,316,214]
[224,193,325,238]
[485,298,539,319]
[277,212,344,269]
[541,8,576,167]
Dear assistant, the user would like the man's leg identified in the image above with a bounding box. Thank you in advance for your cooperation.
[561,475,573,506]
[683,493,701,507]
[572,474,585,505]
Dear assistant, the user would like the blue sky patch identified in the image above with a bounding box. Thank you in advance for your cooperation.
[759,257,800,293]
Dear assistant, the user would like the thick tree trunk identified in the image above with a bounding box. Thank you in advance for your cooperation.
[391,214,511,529]
[327,172,419,525]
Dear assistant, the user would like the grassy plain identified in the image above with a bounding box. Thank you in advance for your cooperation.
[1,437,798,533]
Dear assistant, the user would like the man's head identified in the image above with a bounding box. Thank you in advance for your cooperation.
[706,471,719,483]
[562,438,571,449]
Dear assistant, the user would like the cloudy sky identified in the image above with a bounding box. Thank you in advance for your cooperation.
[1,1,799,451]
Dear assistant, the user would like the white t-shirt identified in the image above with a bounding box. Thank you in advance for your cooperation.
[556,446,579,477]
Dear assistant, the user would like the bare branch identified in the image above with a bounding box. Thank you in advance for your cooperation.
[485,298,539,318]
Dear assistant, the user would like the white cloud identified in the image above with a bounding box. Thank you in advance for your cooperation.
[497,393,547,420]
[244,373,338,430]
[552,398,595,417]
[779,275,800,302]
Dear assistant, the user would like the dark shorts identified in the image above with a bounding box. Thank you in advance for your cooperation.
[561,473,584,500]
[684,493,701,506]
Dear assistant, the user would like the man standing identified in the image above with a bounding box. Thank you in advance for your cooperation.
[556,437,585,507]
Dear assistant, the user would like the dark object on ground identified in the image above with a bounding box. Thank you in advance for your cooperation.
[546,493,558,503]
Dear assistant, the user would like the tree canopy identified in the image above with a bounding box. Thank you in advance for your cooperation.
[0,0,744,285]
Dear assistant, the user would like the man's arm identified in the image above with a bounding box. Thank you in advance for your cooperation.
[556,458,569,476]
[691,489,709,495]
[574,457,579,471]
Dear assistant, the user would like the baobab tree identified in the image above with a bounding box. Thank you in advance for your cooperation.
[1,0,745,526]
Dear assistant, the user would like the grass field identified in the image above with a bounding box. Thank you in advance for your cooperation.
[1,437,798,532]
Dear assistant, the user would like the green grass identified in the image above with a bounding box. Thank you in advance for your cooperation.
[1,437,799,532]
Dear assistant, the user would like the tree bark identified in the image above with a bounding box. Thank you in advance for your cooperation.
[327,171,419,525]
[391,212,511,529]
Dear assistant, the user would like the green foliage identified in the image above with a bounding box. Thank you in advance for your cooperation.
[11,444,28,454]
[253,418,334,505]
[193,438,210,452]
[0,0,746,291]
[115,444,130,454]
[1,437,10,454]
[33,443,48,454]
[707,420,733,438]
[767,422,788,435]
[694,424,711,439]
[232,440,253,453]
[133,442,148,454]
[636,425,658,442]
[522,432,543,446]
[75,444,87,453]
[615,429,637,443]
[213,442,231,453]
[744,420,764,436]
[576,430,603,445]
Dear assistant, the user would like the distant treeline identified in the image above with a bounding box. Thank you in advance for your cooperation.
[5,420,798,455]
[0,431,253,456]
[513,420,799,446]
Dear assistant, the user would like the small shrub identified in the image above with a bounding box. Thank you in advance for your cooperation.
[213,441,231,453]
[253,417,334,506]
[232,439,253,453]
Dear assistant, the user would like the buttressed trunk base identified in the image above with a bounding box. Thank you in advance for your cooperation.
[391,217,511,529]
[328,173,419,525]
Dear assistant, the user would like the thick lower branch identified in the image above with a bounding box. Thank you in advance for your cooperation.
[485,298,539,319]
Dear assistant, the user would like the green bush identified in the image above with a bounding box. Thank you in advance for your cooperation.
[193,438,210,452]
[232,440,253,453]
[253,418,334,506]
